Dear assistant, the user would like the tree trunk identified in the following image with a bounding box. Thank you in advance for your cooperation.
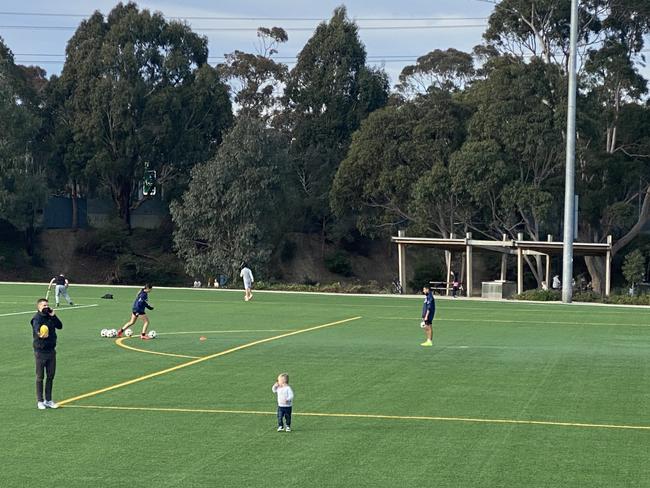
[584,256,604,294]
[70,179,78,230]
[24,226,35,256]
[117,185,132,229]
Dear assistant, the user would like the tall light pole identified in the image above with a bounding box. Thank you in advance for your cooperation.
[562,0,580,303]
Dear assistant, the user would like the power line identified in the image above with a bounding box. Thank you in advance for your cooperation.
[14,53,426,59]
[0,11,488,22]
[0,24,487,32]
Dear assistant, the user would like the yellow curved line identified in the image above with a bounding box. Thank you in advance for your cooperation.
[115,337,199,359]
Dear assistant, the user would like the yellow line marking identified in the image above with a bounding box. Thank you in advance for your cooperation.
[158,329,297,336]
[59,316,362,406]
[63,404,650,432]
[114,330,301,359]
[115,337,199,359]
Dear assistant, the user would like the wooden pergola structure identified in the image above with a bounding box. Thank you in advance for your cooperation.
[392,230,613,297]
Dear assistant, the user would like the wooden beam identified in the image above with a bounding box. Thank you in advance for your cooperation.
[466,232,473,297]
[545,234,552,289]
[445,233,454,296]
[605,235,612,297]
[500,234,507,281]
[517,232,524,295]
[398,229,406,295]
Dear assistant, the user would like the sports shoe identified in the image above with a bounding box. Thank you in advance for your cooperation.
[117,329,123,338]
[420,340,433,347]
[140,334,152,340]
[277,426,284,432]
[37,401,47,410]
[55,303,60,308]
[44,400,59,409]
[285,426,291,432]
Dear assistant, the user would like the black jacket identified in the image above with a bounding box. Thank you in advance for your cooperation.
[31,312,63,352]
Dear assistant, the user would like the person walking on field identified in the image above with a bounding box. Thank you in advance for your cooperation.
[240,263,254,301]
[31,298,63,409]
[48,273,74,308]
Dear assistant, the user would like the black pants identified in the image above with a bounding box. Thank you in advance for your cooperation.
[277,406,292,427]
[35,350,56,402]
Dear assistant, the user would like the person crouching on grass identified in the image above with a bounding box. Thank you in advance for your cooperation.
[420,285,435,347]
[117,284,154,340]
[272,373,294,432]
[32,298,63,409]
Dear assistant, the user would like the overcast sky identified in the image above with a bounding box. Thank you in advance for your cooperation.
[1,0,648,88]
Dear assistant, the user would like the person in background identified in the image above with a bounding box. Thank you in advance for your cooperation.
[240,263,254,301]
[420,285,435,347]
[48,273,74,308]
[552,275,561,290]
[451,272,460,298]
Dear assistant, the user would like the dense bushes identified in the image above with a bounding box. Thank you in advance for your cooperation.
[516,289,650,306]
[255,280,389,294]
[515,289,561,301]
[76,220,131,258]
[75,221,186,285]
[324,251,354,276]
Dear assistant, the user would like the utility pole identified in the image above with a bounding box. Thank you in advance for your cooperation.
[562,0,580,303]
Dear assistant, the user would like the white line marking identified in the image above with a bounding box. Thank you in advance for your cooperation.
[376,316,648,327]
[0,303,98,318]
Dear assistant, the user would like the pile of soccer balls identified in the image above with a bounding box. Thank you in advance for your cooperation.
[100,328,156,338]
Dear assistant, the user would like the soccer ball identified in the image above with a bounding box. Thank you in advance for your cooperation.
[100,329,108,337]
[420,320,426,328]
[147,330,157,339]
[108,329,117,338]
[124,328,133,338]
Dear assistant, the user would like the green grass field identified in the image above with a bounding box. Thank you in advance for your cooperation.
[2,283,649,488]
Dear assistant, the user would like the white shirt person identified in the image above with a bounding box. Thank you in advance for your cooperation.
[240,264,254,301]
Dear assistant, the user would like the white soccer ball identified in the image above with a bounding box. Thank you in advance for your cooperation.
[124,328,133,337]
[109,329,117,338]
[100,329,107,337]
[420,320,426,328]
[147,330,157,339]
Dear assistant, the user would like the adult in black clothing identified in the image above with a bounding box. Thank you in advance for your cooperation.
[31,298,63,410]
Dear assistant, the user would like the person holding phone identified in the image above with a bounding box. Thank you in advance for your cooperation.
[31,298,63,409]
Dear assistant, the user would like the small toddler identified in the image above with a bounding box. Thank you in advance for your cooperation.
[272,373,294,432]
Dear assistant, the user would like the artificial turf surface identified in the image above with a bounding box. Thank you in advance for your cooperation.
[1,283,649,487]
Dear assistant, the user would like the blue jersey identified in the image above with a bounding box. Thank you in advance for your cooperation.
[132,289,152,313]
[422,292,435,318]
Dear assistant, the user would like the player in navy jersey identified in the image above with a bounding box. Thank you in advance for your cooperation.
[420,285,435,347]
[117,284,154,340]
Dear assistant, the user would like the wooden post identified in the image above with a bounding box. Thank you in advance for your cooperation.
[398,230,407,294]
[500,233,507,281]
[545,234,552,289]
[605,235,612,297]
[466,232,473,297]
[517,232,524,295]
[445,233,454,296]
